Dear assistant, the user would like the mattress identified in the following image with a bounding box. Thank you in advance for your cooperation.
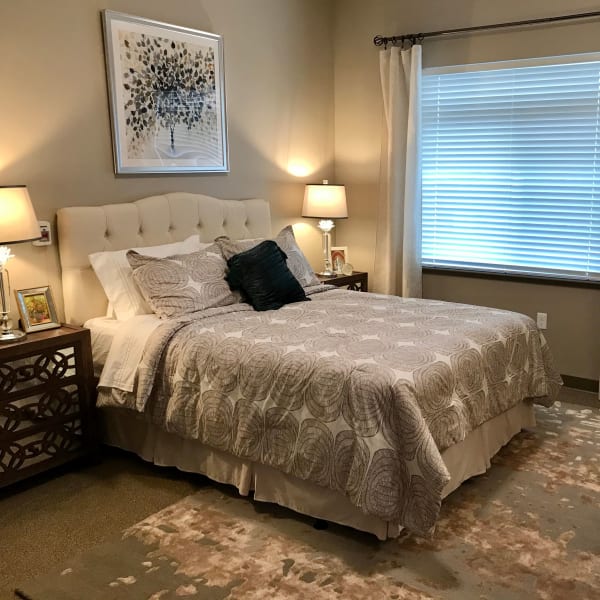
[84,308,540,539]
[85,314,162,388]
[96,289,561,536]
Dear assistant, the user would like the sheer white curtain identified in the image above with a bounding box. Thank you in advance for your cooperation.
[374,45,422,297]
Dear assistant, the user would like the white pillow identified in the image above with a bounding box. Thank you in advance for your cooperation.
[89,235,207,320]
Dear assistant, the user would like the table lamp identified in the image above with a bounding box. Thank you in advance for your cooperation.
[302,180,347,276]
[0,186,41,343]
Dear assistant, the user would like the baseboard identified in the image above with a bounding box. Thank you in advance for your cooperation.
[560,375,599,394]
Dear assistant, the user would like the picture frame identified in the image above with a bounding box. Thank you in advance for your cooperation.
[15,286,60,333]
[102,10,229,174]
[330,246,349,274]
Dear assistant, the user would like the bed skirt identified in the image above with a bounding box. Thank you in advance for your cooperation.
[100,401,536,540]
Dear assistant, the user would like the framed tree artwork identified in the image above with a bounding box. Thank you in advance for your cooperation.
[102,11,228,174]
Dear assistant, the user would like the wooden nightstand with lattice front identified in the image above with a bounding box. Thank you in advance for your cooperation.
[0,324,96,488]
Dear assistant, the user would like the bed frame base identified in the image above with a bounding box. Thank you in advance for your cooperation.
[100,402,535,540]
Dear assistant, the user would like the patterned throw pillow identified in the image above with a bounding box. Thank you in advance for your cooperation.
[215,237,261,260]
[275,225,321,287]
[214,226,320,288]
[126,245,240,319]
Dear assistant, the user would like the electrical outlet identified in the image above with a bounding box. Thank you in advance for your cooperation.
[536,312,547,330]
[32,221,51,246]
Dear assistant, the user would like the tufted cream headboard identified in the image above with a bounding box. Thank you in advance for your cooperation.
[57,192,271,325]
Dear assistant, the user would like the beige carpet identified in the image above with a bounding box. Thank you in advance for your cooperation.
[10,392,600,600]
[0,452,199,600]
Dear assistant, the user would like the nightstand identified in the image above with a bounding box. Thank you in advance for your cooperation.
[0,324,97,488]
[317,271,369,292]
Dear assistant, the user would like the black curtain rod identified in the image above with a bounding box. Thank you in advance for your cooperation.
[373,10,600,48]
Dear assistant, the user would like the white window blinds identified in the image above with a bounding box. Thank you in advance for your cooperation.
[422,55,600,281]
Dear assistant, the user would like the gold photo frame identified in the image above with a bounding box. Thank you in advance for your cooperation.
[15,286,60,333]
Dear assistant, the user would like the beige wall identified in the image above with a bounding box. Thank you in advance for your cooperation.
[0,0,334,320]
[1,0,598,380]
[333,0,600,380]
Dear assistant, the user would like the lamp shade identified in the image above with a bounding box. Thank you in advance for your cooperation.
[302,182,348,219]
[0,186,40,245]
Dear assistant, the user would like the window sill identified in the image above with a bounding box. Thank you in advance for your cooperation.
[422,267,600,289]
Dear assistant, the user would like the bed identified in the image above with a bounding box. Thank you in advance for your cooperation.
[57,192,561,540]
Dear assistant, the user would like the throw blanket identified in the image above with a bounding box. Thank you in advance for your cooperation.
[99,289,562,535]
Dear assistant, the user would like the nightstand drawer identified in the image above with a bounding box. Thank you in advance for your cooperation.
[0,418,85,478]
[1,387,81,436]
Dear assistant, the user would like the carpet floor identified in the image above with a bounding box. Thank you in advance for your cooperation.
[12,396,600,600]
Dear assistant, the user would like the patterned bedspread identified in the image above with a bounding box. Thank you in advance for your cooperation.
[98,289,561,535]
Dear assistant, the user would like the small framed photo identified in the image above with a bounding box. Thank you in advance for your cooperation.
[15,286,60,333]
[330,246,349,273]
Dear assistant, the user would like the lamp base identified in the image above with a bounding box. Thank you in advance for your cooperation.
[318,269,336,277]
[0,329,26,344]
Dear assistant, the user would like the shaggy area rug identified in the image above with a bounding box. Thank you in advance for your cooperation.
[16,401,599,600]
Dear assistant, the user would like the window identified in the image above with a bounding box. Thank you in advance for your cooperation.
[422,54,600,282]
